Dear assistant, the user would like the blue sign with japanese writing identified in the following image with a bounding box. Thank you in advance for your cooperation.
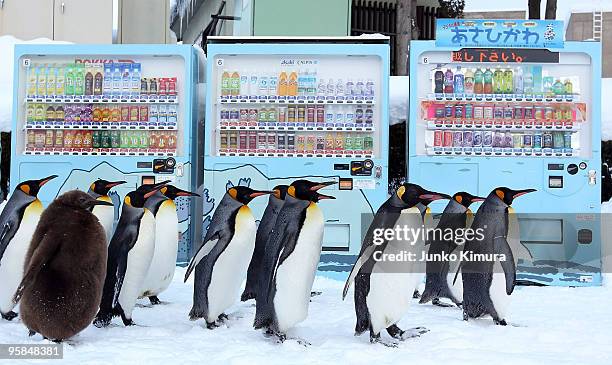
[436,19,564,49]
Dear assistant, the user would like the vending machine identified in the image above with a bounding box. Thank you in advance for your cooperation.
[409,20,602,286]
[10,44,202,262]
[203,37,389,274]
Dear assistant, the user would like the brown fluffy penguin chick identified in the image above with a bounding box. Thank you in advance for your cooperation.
[13,190,111,341]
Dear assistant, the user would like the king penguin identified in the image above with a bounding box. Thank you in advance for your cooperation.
[254,180,336,343]
[87,179,126,244]
[419,192,485,307]
[94,183,166,327]
[0,175,57,321]
[342,183,450,346]
[13,190,112,341]
[140,185,199,305]
[184,186,272,329]
[461,187,535,325]
[241,184,289,302]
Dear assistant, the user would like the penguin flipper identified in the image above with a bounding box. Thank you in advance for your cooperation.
[0,220,18,262]
[184,232,220,282]
[494,236,516,295]
[343,244,377,300]
[13,235,59,304]
[507,208,533,265]
[97,235,131,324]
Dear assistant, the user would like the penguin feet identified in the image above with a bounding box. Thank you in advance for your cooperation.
[369,332,398,348]
[400,327,429,340]
[463,310,469,322]
[206,321,220,330]
[93,313,112,328]
[28,330,36,337]
[120,312,135,326]
[432,298,455,308]
[240,290,256,302]
[494,319,508,326]
[148,296,162,305]
[412,290,421,299]
[1,311,18,321]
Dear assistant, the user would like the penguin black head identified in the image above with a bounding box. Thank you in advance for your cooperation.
[452,192,486,208]
[493,187,537,206]
[159,185,200,200]
[228,186,273,205]
[57,190,114,210]
[287,180,336,202]
[16,175,58,197]
[272,185,290,200]
[125,183,167,208]
[90,179,127,196]
[397,183,451,207]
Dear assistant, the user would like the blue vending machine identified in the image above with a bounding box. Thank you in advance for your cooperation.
[11,44,202,262]
[202,37,390,275]
[408,20,602,286]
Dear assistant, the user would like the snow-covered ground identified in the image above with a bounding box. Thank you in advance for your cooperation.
[1,267,611,364]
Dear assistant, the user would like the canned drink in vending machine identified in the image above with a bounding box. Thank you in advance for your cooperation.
[512,133,523,148]
[553,132,564,150]
[248,108,258,126]
[82,130,93,151]
[248,131,258,152]
[167,132,177,151]
[239,109,249,127]
[542,132,554,148]
[434,104,445,119]
[316,105,325,126]
[564,132,572,150]
[306,105,316,126]
[238,130,248,152]
[44,130,54,151]
[277,132,286,152]
[335,132,344,151]
[257,132,267,152]
[533,133,542,149]
[473,131,483,147]
[119,131,130,149]
[267,108,277,126]
[444,104,453,118]
[364,136,373,153]
[443,131,454,147]
[316,134,325,152]
[503,132,513,148]
[26,130,35,150]
[462,131,473,147]
[277,107,287,126]
[494,105,504,120]
[228,131,238,152]
[433,130,443,147]
[464,104,473,119]
[148,132,159,151]
[483,131,493,147]
[454,104,464,119]
[267,133,277,153]
[306,134,315,152]
[219,131,228,153]
[296,135,306,152]
[73,131,83,150]
[523,133,533,148]
[344,134,353,152]
[473,105,484,119]
[453,131,463,147]
[287,133,296,152]
[54,130,63,150]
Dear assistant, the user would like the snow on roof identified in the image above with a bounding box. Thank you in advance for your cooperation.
[0,36,70,132]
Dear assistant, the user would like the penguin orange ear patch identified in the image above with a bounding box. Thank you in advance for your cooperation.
[287,186,296,198]
[124,196,132,206]
[20,185,30,195]
[90,183,96,191]
[396,185,406,199]
[455,195,462,204]
[496,190,505,201]
[228,188,237,200]
[160,187,168,195]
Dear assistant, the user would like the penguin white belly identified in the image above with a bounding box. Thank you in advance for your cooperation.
[273,203,324,333]
[118,210,155,318]
[367,208,422,335]
[141,201,179,297]
[489,261,511,320]
[206,206,256,322]
[0,200,43,313]
[93,200,114,244]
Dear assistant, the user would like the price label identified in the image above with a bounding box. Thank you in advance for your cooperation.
[216,58,224,67]
[22,58,31,68]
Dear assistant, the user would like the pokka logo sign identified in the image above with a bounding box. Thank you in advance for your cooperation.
[435,19,564,49]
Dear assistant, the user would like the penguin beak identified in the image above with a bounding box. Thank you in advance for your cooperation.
[105,180,127,189]
[249,190,274,198]
[144,187,165,199]
[92,200,114,207]
[154,180,172,188]
[310,181,337,191]
[471,196,486,202]
[419,191,451,201]
[38,175,58,187]
[511,189,537,199]
[316,193,336,200]
[175,189,200,197]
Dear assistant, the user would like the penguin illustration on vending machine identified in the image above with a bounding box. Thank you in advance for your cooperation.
[460,187,535,325]
[140,185,199,305]
[94,183,166,327]
[241,184,289,302]
[87,179,126,244]
[254,180,336,344]
[343,183,450,346]
[0,175,57,321]
[13,190,111,341]
[420,192,485,307]
[184,186,272,329]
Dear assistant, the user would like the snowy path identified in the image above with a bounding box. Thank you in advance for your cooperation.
[1,267,611,364]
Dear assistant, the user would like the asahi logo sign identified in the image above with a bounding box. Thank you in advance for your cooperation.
[74,59,136,64]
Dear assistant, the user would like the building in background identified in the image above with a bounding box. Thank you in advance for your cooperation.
[566,10,611,77]
[0,0,174,44]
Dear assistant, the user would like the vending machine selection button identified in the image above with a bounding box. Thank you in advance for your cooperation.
[579,162,587,170]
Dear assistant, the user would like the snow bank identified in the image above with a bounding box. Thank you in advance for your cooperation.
[0,36,70,133]
[1,266,611,363]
